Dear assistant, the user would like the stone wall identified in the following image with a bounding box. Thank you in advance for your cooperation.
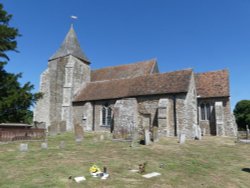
[198,97,237,137]
[33,68,50,127]
[113,98,138,139]
[34,55,90,133]
[183,73,198,138]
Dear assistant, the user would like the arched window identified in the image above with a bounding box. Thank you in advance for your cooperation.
[206,103,210,120]
[200,103,211,120]
[101,105,112,127]
[201,103,206,120]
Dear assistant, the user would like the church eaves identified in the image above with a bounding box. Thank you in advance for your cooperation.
[49,25,90,63]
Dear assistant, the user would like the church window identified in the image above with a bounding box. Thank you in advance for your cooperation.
[200,103,211,120]
[101,105,112,127]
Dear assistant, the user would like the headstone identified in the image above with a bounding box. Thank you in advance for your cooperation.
[41,142,48,149]
[144,129,151,145]
[197,127,202,140]
[179,133,186,144]
[246,125,249,140]
[130,130,139,147]
[192,124,198,139]
[202,128,206,136]
[59,121,66,133]
[74,124,84,140]
[59,141,65,149]
[153,127,159,142]
[48,122,58,136]
[19,143,28,152]
[75,138,82,144]
[100,134,104,141]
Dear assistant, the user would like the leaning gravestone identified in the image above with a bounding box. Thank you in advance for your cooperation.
[41,142,48,149]
[19,143,28,152]
[144,129,151,145]
[179,133,186,144]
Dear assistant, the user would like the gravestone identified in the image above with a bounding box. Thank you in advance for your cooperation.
[41,142,48,149]
[74,124,84,141]
[144,129,151,145]
[59,121,66,133]
[246,125,249,140]
[130,130,139,147]
[19,143,28,152]
[179,133,186,144]
[153,127,159,142]
[192,124,198,139]
[59,141,65,149]
[202,128,206,136]
[100,134,104,141]
[197,127,202,140]
[75,138,82,144]
[48,122,58,136]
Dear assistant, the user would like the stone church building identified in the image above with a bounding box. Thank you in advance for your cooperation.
[33,26,237,139]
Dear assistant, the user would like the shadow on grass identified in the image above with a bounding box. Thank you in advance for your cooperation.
[241,168,250,173]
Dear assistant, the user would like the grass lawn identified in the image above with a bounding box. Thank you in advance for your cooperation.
[0,132,249,188]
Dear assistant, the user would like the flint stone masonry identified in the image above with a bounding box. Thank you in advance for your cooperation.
[215,101,225,136]
[113,98,138,139]
[34,26,236,140]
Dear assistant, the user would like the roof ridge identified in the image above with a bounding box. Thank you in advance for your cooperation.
[92,58,157,71]
[196,69,228,75]
[90,68,193,84]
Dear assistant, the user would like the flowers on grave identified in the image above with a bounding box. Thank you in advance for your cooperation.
[89,165,101,174]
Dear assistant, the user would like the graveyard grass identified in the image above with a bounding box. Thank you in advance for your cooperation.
[0,132,250,188]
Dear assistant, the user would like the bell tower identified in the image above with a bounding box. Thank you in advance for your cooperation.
[34,25,90,131]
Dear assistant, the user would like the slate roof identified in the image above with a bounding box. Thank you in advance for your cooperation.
[49,25,90,63]
[74,69,192,102]
[195,69,229,98]
[91,59,158,81]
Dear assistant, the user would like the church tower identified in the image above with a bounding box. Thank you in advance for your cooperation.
[34,25,90,132]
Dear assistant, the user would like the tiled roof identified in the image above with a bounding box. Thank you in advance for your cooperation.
[195,70,229,98]
[91,59,158,81]
[74,69,192,102]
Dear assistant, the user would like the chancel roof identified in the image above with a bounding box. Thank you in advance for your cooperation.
[91,59,158,81]
[195,70,229,98]
[74,69,192,102]
[49,25,90,63]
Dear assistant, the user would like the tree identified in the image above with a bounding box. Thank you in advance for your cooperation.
[234,100,250,130]
[0,3,41,124]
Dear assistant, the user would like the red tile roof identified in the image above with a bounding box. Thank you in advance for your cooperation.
[91,59,158,82]
[74,69,192,102]
[195,70,229,98]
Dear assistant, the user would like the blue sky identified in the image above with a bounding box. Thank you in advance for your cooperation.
[2,0,250,110]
